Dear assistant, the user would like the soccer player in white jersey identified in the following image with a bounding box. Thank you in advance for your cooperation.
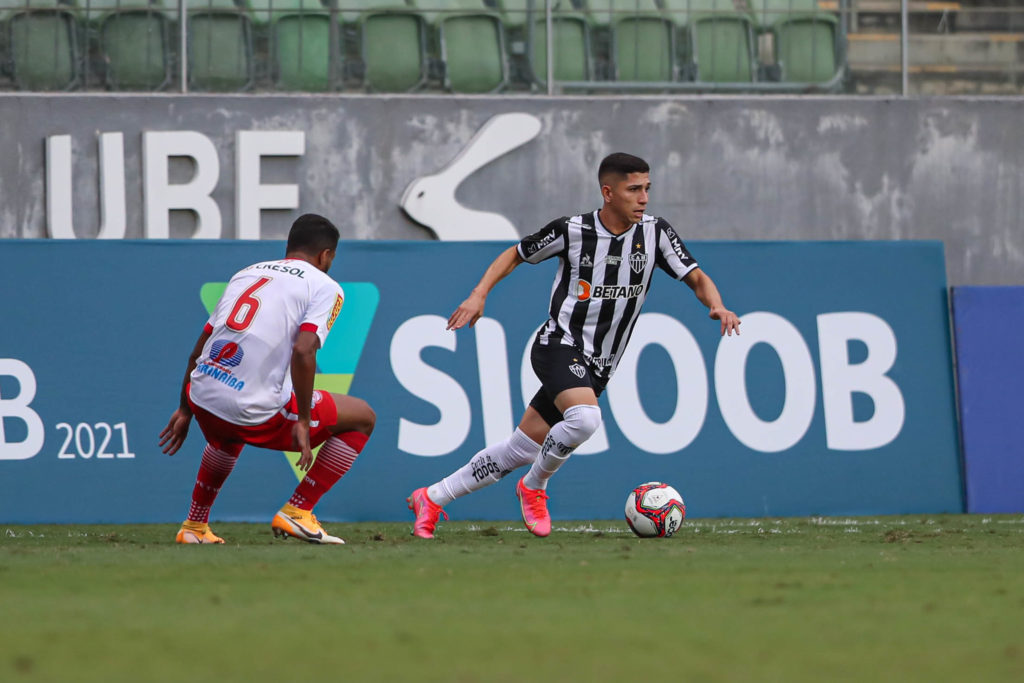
[408,153,741,538]
[160,214,376,545]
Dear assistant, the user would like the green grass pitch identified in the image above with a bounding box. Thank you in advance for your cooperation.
[2,515,1023,682]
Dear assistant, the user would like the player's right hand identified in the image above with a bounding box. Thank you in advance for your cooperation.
[447,294,485,330]
[292,421,314,470]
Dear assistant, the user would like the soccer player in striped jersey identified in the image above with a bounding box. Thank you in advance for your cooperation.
[159,214,376,545]
[408,153,740,538]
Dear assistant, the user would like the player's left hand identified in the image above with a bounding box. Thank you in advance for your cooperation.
[710,307,741,336]
[293,421,314,471]
[159,408,192,456]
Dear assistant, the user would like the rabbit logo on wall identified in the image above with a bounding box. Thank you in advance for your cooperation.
[399,113,543,241]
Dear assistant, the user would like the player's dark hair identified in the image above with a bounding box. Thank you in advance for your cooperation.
[286,213,339,255]
[598,153,650,184]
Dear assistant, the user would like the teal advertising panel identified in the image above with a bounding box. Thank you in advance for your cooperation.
[0,240,962,523]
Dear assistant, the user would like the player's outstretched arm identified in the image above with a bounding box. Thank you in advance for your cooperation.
[683,268,741,337]
[160,328,211,455]
[447,245,524,330]
[290,330,320,471]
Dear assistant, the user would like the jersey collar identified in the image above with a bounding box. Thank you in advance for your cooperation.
[593,210,638,239]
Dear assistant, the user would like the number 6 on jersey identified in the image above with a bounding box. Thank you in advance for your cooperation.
[226,277,271,331]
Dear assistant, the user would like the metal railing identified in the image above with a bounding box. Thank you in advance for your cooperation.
[0,0,1021,95]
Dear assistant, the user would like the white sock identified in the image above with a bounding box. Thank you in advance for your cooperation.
[522,404,602,490]
[427,428,542,506]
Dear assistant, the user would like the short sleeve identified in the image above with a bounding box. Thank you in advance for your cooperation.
[300,281,345,348]
[517,217,568,264]
[654,218,698,280]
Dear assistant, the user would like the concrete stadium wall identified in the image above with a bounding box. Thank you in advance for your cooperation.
[1,94,1022,286]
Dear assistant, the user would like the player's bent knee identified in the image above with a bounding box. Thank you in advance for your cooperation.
[562,403,602,442]
[361,402,377,435]
[331,394,376,435]
[348,398,376,435]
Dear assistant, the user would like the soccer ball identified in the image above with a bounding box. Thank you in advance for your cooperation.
[624,482,686,538]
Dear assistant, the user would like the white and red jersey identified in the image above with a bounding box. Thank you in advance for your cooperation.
[189,258,344,425]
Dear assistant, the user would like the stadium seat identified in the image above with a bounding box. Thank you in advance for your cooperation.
[662,0,756,83]
[750,0,840,83]
[1,0,81,90]
[249,0,335,91]
[338,0,427,92]
[84,0,172,90]
[187,0,255,91]
[412,0,508,93]
[498,0,592,87]
[587,0,674,82]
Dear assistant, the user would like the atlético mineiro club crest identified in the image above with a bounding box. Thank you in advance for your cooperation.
[569,363,586,379]
[629,252,647,274]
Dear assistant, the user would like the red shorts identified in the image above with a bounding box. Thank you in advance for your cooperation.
[188,388,338,453]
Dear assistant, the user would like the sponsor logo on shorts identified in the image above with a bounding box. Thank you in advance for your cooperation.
[569,363,586,379]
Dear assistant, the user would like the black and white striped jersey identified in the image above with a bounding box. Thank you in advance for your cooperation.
[516,210,699,382]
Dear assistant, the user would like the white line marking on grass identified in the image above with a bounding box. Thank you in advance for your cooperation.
[466,524,632,534]
[4,529,46,538]
[810,517,886,526]
[457,517,1024,537]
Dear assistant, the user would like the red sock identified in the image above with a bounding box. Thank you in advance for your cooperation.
[187,444,242,523]
[288,432,367,510]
